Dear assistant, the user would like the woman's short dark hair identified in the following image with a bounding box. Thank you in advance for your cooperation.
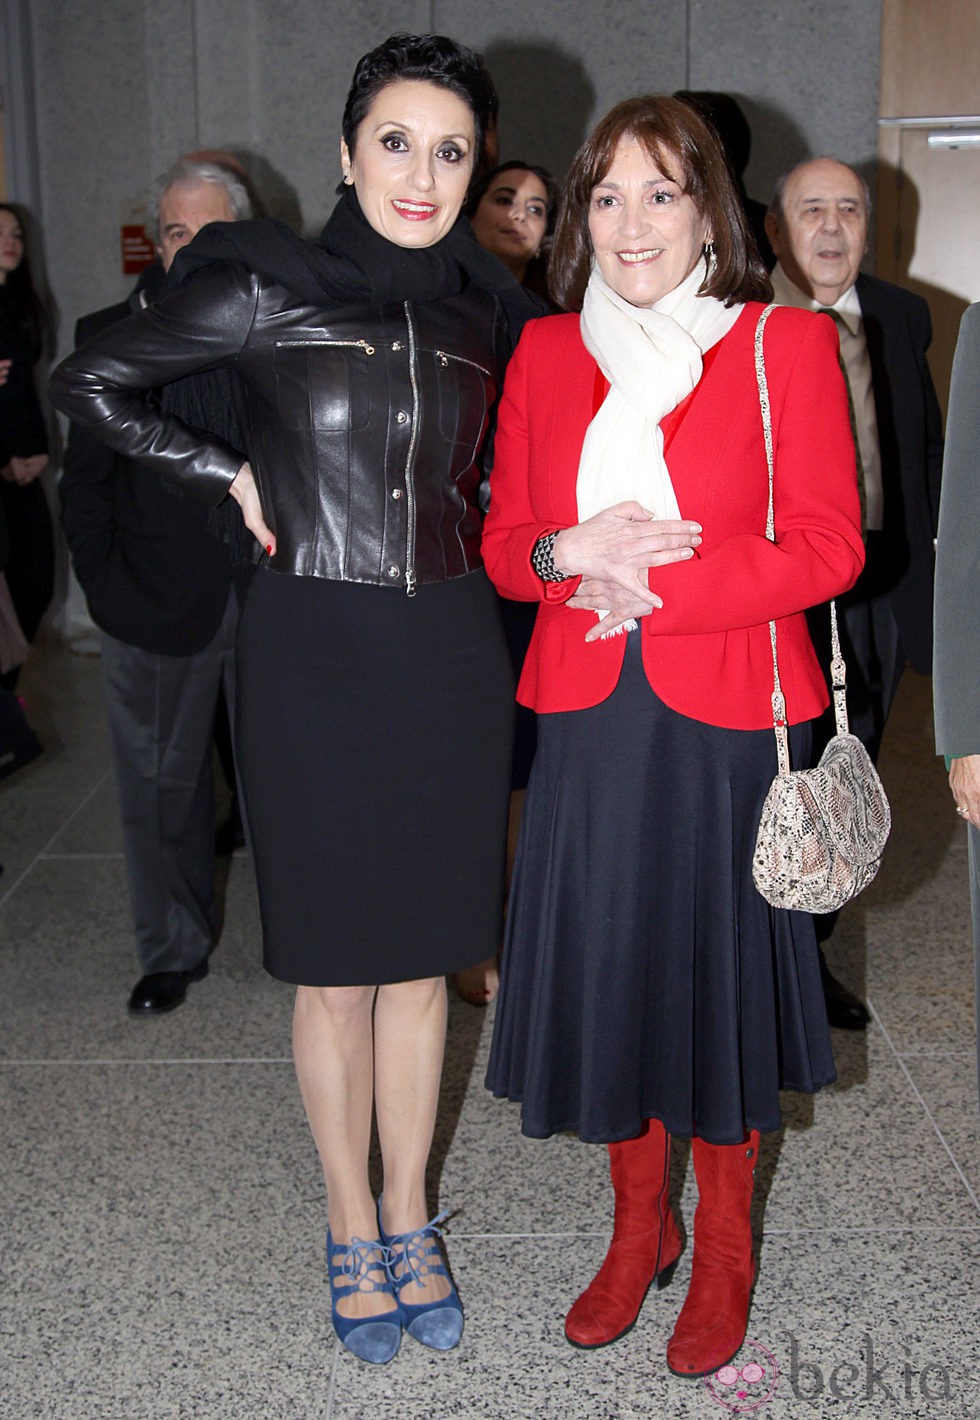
[465,160,559,232]
[549,95,772,313]
[342,33,497,169]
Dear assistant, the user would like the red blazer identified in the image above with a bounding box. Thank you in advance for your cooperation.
[482,302,865,730]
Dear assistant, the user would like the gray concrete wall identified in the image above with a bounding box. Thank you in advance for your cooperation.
[23,0,881,359]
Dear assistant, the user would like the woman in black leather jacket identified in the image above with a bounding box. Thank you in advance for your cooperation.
[52,33,538,1365]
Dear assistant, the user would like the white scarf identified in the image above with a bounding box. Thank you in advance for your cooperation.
[578,258,743,520]
[577,258,743,631]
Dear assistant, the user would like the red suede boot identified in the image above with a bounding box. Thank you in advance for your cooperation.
[666,1130,760,1378]
[565,1118,683,1348]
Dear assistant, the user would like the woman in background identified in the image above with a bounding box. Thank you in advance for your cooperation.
[0,203,54,686]
[467,159,557,302]
[457,160,558,1006]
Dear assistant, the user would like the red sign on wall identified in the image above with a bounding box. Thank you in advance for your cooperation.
[121,224,155,275]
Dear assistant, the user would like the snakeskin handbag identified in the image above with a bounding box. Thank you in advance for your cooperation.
[750,304,891,913]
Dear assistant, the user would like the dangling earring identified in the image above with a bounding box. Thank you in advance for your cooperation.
[703,239,715,263]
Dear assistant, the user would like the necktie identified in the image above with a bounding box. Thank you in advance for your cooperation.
[818,307,866,536]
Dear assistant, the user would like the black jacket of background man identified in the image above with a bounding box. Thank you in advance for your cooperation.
[855,272,944,675]
[59,264,234,656]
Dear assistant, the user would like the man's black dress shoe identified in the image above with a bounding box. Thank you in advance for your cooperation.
[819,952,870,1031]
[128,959,209,1016]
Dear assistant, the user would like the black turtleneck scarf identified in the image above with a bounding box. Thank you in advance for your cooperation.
[168,185,539,347]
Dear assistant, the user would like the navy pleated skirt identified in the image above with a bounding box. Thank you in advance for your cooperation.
[486,632,836,1145]
[236,567,514,987]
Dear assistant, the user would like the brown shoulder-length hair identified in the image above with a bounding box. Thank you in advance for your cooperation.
[549,94,771,313]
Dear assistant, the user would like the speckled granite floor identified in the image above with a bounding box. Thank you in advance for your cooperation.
[2,645,978,1420]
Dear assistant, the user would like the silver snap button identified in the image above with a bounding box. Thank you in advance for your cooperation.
[391,488,403,500]
[391,340,404,351]
[387,564,400,579]
[396,411,409,424]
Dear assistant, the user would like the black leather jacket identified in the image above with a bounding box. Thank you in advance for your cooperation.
[50,262,508,591]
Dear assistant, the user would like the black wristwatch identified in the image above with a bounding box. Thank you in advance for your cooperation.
[531,531,571,583]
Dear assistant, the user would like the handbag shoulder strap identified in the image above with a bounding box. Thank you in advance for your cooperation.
[753,305,850,778]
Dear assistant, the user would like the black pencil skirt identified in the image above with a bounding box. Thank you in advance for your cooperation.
[236,567,515,986]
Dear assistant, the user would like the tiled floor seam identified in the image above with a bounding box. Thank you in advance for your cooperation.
[889,1048,978,1059]
[759,1222,980,1235]
[324,1334,341,1418]
[40,851,128,859]
[0,769,111,906]
[0,1057,295,1066]
[873,1004,980,1214]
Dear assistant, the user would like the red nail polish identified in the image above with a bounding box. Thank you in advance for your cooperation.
[266,544,272,555]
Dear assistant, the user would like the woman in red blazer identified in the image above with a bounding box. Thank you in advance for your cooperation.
[482,96,864,1380]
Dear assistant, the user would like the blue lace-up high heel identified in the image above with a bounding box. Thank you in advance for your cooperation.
[378,1207,463,1351]
[326,1230,402,1364]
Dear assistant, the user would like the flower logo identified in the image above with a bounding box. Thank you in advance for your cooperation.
[703,1339,780,1411]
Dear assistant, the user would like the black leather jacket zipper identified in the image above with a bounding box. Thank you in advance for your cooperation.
[274,337,377,355]
[434,349,493,379]
[403,305,421,596]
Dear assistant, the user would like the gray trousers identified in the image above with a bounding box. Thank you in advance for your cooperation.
[100,589,238,975]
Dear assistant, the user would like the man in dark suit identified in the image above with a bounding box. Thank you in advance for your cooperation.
[766,157,944,1029]
[60,158,253,1015]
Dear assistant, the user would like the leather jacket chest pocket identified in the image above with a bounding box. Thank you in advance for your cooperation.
[273,340,374,432]
[427,349,491,471]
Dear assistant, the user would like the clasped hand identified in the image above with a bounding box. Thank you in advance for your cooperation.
[555,501,702,642]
